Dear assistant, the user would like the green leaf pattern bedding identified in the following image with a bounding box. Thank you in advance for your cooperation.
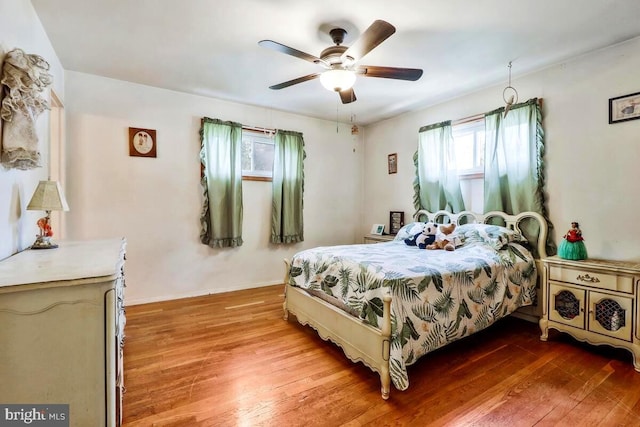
[288,227,537,391]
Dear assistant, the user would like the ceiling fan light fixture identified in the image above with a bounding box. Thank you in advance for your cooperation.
[320,69,356,92]
[260,20,421,104]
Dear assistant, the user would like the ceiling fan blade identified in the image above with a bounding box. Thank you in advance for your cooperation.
[339,88,357,104]
[268,73,321,90]
[357,65,423,81]
[341,20,396,63]
[259,40,325,66]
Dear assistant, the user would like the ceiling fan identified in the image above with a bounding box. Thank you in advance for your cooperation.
[258,20,423,104]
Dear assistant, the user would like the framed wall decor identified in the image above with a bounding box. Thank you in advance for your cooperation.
[370,224,385,235]
[129,127,157,157]
[389,211,405,235]
[609,91,640,124]
[388,153,397,174]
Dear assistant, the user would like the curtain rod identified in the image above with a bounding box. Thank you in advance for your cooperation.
[199,118,275,134]
[452,113,484,126]
[451,98,543,126]
[242,125,275,134]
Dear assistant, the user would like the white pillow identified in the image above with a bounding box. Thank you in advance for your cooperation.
[456,223,527,250]
[394,222,425,241]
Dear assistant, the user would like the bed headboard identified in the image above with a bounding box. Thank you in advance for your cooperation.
[414,209,549,259]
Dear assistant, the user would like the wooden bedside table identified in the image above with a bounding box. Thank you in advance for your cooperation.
[540,256,640,372]
[364,234,395,244]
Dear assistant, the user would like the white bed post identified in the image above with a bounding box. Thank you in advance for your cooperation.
[283,258,291,320]
[380,293,392,400]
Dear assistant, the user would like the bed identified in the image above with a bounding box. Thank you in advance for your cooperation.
[283,209,549,399]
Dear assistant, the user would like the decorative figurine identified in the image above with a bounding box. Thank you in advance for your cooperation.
[32,215,56,249]
[558,221,587,260]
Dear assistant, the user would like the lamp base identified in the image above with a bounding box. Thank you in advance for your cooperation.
[31,236,59,250]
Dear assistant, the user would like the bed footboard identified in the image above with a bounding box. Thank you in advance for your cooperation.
[283,258,392,399]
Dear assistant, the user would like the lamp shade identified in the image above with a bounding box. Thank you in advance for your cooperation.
[320,69,356,92]
[27,180,69,211]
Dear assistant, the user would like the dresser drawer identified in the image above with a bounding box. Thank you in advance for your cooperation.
[549,265,633,294]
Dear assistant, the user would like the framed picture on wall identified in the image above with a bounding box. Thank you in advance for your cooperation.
[609,91,640,124]
[389,211,404,235]
[129,127,157,157]
[388,153,397,174]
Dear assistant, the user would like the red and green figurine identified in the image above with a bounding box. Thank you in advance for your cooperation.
[558,221,587,260]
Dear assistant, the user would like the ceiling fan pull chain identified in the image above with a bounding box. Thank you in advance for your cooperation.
[336,99,339,133]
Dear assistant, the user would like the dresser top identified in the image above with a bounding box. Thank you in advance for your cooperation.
[0,238,126,289]
[543,255,640,274]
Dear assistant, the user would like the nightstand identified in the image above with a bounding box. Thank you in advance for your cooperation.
[540,256,640,372]
[364,234,395,244]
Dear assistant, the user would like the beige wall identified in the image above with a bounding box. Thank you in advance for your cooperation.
[0,0,65,260]
[64,72,364,304]
[362,37,640,261]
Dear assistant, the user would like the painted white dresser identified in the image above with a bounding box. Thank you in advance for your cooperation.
[0,239,126,427]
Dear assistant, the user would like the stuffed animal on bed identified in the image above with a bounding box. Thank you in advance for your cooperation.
[404,222,438,249]
[426,223,460,251]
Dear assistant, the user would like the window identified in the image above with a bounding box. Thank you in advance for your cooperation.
[452,118,485,177]
[241,129,274,181]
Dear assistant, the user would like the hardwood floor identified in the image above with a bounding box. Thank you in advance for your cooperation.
[122,285,640,426]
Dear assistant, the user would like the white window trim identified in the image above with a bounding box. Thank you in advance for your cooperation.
[458,170,484,180]
[452,116,485,178]
[242,128,275,181]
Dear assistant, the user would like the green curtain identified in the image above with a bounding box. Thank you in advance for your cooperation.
[413,121,466,213]
[271,129,305,244]
[484,98,556,256]
[200,118,243,248]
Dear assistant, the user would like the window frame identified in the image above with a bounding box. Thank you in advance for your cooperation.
[241,128,275,182]
[451,116,485,180]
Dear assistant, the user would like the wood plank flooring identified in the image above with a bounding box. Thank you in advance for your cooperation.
[122,285,640,426]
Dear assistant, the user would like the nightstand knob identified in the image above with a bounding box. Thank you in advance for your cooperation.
[577,273,600,283]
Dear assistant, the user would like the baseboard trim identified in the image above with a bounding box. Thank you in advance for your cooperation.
[126,280,283,306]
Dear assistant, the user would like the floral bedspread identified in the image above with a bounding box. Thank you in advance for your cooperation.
[287,235,537,391]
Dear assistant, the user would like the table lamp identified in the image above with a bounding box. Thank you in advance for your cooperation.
[26,180,69,249]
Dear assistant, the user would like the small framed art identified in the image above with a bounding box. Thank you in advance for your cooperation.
[389,211,405,235]
[388,153,397,174]
[129,127,157,157]
[609,91,640,124]
[370,224,385,235]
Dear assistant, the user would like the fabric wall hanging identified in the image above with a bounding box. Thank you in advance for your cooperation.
[0,48,53,170]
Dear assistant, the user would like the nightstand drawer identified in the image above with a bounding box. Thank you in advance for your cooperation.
[549,265,633,294]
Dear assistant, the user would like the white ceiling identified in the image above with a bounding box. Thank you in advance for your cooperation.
[31,0,640,125]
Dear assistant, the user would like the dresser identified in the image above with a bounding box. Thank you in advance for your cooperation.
[0,239,126,426]
[540,256,640,371]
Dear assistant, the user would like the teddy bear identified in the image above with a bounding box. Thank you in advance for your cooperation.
[404,222,438,249]
[426,223,460,251]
